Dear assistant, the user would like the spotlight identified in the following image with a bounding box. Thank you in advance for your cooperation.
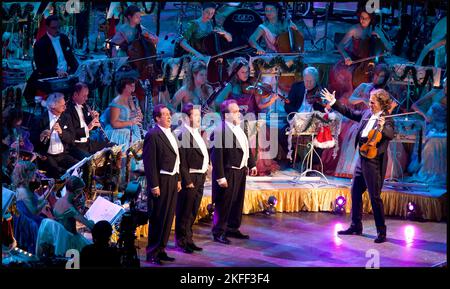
[406,201,421,221]
[334,196,346,214]
[264,196,277,215]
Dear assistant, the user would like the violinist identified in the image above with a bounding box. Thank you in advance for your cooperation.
[214,57,257,114]
[178,2,232,60]
[110,5,158,58]
[248,2,300,55]
[321,88,395,243]
[171,61,214,111]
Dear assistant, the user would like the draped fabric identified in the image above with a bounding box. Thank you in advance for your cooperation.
[12,200,44,253]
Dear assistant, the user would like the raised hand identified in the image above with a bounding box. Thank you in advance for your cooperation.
[320,88,336,103]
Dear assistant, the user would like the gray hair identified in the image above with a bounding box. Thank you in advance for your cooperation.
[45,92,65,109]
[303,66,319,83]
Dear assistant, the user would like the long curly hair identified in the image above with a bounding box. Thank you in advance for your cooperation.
[12,160,36,190]
[183,60,211,97]
[370,89,392,112]
[229,57,249,86]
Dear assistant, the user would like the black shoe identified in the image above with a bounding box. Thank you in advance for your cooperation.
[338,225,363,235]
[213,234,231,244]
[158,251,175,262]
[146,255,162,265]
[187,242,203,251]
[226,230,250,239]
[177,244,194,254]
[374,233,387,243]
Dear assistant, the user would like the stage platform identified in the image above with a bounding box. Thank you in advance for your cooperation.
[194,169,445,222]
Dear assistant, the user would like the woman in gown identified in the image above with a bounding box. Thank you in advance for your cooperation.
[408,78,447,186]
[12,161,47,253]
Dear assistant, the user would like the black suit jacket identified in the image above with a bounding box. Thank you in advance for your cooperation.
[63,101,94,142]
[29,109,75,155]
[211,121,256,181]
[332,100,395,157]
[33,33,79,78]
[177,126,209,186]
[143,125,181,190]
[284,82,325,114]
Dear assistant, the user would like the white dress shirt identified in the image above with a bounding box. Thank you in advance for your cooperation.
[158,124,180,175]
[74,104,89,143]
[184,124,209,174]
[361,111,383,138]
[47,32,68,72]
[299,89,313,113]
[47,111,64,155]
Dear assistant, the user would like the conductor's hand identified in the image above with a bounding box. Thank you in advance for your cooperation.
[177,181,182,192]
[320,88,336,104]
[151,187,160,197]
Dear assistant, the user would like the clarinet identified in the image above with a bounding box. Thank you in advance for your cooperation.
[42,116,60,145]
[85,103,110,143]
[143,79,155,129]
[131,94,145,140]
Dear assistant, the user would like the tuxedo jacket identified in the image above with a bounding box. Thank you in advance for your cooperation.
[332,100,395,158]
[143,125,181,190]
[177,126,209,186]
[63,101,94,142]
[33,33,79,78]
[210,121,256,181]
[29,109,75,155]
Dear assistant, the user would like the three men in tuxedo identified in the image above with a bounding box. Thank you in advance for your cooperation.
[211,99,257,245]
[175,103,209,253]
[321,88,395,243]
[143,104,181,265]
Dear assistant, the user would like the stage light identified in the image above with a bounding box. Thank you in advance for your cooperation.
[334,196,346,214]
[406,201,421,220]
[264,196,277,215]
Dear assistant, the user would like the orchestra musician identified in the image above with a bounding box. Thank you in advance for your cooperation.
[63,82,114,160]
[171,60,214,111]
[178,2,233,60]
[321,88,395,243]
[110,4,158,58]
[29,93,80,179]
[248,2,300,55]
[23,15,79,105]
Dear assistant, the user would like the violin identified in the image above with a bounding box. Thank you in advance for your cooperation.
[243,82,290,104]
[359,112,386,159]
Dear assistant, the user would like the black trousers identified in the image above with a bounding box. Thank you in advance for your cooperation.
[212,167,247,236]
[175,173,206,246]
[40,152,80,179]
[70,139,113,159]
[146,173,179,257]
[351,155,386,233]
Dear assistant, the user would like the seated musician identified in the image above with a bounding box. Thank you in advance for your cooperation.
[248,2,300,55]
[178,2,232,59]
[52,176,93,252]
[171,61,214,111]
[214,57,257,114]
[100,78,143,152]
[63,82,114,160]
[23,15,79,105]
[29,93,80,179]
[110,4,158,57]
[2,108,34,153]
[11,161,48,252]
[408,78,447,186]
[284,67,328,166]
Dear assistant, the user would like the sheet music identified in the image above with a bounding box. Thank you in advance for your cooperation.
[84,196,125,224]
[2,187,16,218]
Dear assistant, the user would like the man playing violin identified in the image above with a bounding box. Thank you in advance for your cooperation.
[321,88,395,243]
[110,5,158,58]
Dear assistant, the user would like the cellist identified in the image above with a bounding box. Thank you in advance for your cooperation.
[110,5,158,58]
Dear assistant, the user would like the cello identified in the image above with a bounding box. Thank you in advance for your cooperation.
[275,3,304,93]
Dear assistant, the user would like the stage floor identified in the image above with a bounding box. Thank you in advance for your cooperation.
[137,212,447,267]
